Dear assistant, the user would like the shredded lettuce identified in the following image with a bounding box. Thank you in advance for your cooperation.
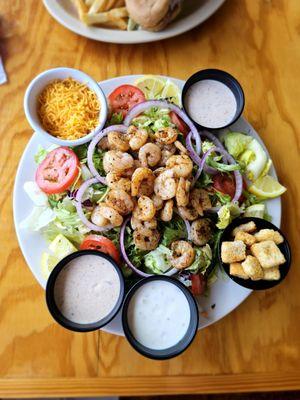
[72,144,106,176]
[109,112,123,125]
[20,206,56,231]
[216,203,241,229]
[186,244,212,274]
[194,172,213,189]
[124,226,148,269]
[211,190,232,206]
[160,217,187,247]
[23,181,49,207]
[132,107,175,132]
[144,245,172,274]
[34,144,58,164]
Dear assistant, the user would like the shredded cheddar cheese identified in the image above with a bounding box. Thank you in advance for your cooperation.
[38,77,100,140]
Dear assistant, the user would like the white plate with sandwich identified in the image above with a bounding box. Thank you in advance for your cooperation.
[43,0,226,44]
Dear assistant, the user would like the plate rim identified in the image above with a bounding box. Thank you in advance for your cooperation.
[14,74,281,336]
[43,0,226,44]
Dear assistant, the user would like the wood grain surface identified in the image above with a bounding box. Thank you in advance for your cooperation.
[0,0,299,397]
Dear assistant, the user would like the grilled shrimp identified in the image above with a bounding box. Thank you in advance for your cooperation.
[107,131,129,152]
[174,140,188,154]
[131,216,157,230]
[154,169,177,200]
[103,150,134,173]
[133,196,156,221]
[169,240,195,269]
[177,205,198,221]
[131,167,155,197]
[166,155,193,178]
[133,227,160,251]
[91,204,123,227]
[91,208,110,227]
[127,125,148,151]
[159,144,177,166]
[151,193,164,210]
[191,218,213,246]
[176,177,191,207]
[154,127,178,145]
[138,143,161,167]
[98,136,110,150]
[190,188,212,216]
[106,188,134,215]
[160,199,174,222]
[106,172,131,193]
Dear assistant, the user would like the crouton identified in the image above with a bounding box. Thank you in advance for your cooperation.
[235,231,256,246]
[254,229,284,245]
[221,240,246,263]
[263,266,281,281]
[230,263,249,279]
[232,221,256,236]
[241,255,264,280]
[250,240,286,269]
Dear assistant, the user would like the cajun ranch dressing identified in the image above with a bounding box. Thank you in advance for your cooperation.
[127,280,191,350]
[185,79,237,128]
[54,254,121,324]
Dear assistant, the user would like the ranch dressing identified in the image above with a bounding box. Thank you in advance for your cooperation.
[185,79,237,128]
[54,254,120,324]
[127,280,191,350]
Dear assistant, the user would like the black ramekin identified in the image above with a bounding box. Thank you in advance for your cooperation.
[218,217,291,290]
[46,250,125,332]
[122,275,199,360]
[182,69,245,130]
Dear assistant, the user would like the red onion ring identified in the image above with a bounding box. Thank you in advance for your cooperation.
[192,147,217,185]
[75,178,113,232]
[120,217,192,278]
[87,125,127,184]
[186,135,243,200]
[123,99,201,149]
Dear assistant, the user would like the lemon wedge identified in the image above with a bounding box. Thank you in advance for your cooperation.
[134,75,165,100]
[160,79,181,106]
[41,253,59,279]
[248,175,287,198]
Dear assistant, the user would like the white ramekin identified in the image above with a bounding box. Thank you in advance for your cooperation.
[24,67,108,146]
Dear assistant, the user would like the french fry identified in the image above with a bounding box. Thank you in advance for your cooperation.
[84,0,94,6]
[101,18,128,30]
[72,0,88,19]
[88,0,107,13]
[82,7,128,25]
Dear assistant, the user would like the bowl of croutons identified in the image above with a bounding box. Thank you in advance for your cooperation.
[218,217,291,290]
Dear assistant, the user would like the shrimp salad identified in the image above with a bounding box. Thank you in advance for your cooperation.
[21,76,286,296]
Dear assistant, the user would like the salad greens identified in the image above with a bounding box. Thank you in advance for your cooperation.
[132,107,174,132]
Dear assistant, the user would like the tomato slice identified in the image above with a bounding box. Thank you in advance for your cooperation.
[170,111,189,136]
[80,235,120,264]
[35,147,79,194]
[191,274,206,296]
[108,84,146,117]
[212,173,246,201]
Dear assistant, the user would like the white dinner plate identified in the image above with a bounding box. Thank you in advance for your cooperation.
[43,0,226,44]
[14,75,281,336]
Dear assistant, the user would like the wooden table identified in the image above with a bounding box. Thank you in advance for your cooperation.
[0,0,299,397]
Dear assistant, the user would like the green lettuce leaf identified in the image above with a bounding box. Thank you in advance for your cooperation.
[216,203,241,229]
[144,245,172,274]
[186,244,212,274]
